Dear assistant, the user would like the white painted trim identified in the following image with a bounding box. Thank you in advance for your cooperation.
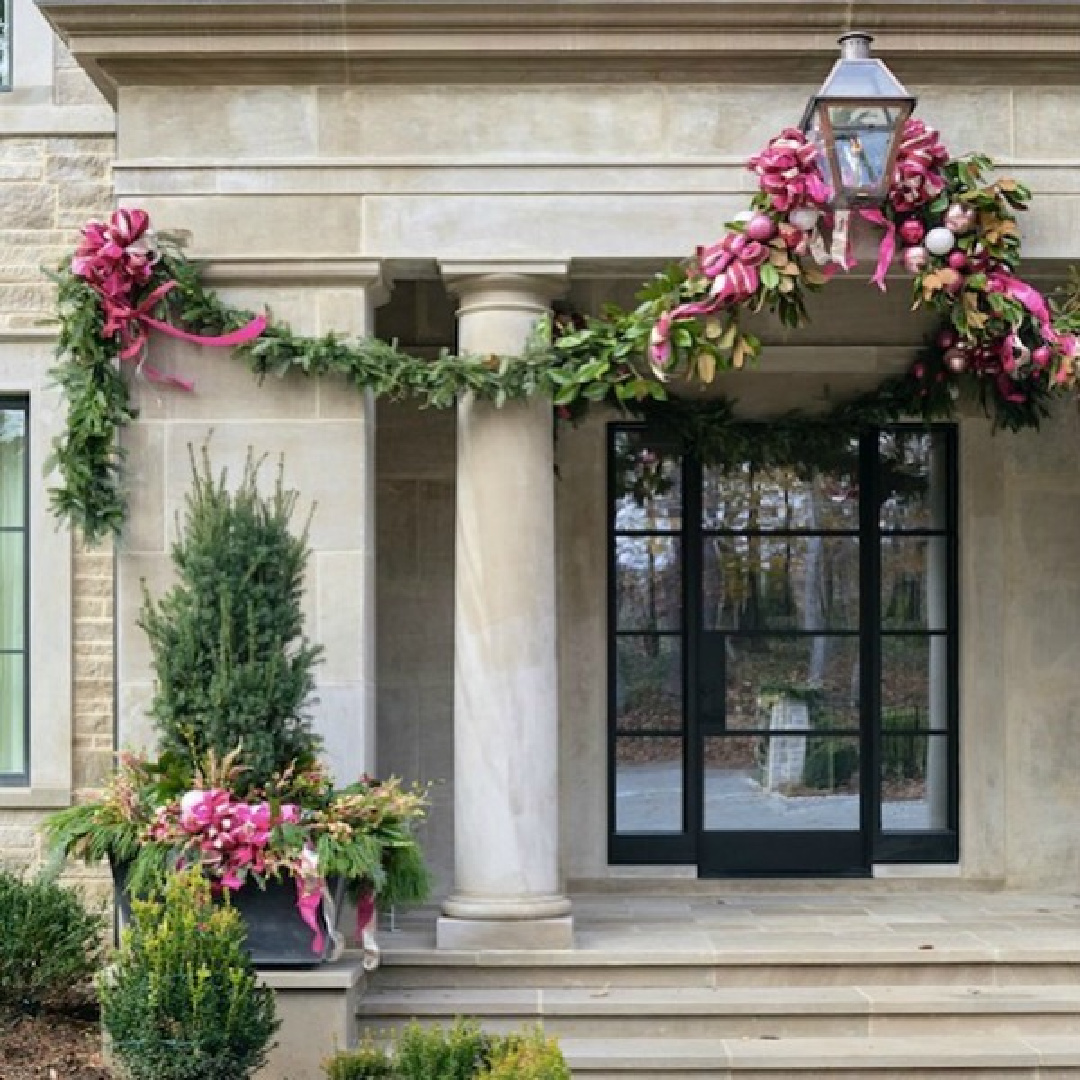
[0,103,114,135]
[872,863,962,879]
[0,341,74,808]
[10,0,54,92]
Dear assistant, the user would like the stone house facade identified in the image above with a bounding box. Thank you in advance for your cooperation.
[0,0,113,893]
[6,0,1080,949]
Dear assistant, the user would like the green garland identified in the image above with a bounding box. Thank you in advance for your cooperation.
[48,144,1080,542]
[46,244,1017,544]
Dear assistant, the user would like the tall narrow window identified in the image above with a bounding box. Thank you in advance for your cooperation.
[609,430,691,861]
[0,0,10,91]
[0,399,27,781]
[874,428,957,860]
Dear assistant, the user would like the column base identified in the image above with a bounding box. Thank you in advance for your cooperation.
[436,914,574,950]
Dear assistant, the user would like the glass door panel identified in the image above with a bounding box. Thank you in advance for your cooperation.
[695,431,869,876]
[703,734,861,830]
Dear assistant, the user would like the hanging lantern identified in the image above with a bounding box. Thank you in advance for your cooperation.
[800,31,916,207]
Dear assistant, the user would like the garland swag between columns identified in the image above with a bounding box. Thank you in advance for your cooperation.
[49,118,1080,543]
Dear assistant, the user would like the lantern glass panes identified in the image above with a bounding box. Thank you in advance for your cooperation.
[801,34,915,207]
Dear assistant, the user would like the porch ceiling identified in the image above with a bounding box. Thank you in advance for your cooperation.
[36,0,1080,103]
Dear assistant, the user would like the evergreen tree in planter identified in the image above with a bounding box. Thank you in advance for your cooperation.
[46,448,429,965]
[139,448,323,794]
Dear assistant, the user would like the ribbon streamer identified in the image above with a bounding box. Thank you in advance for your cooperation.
[103,281,267,390]
[355,888,381,972]
[829,210,855,269]
[73,210,266,391]
[860,209,897,291]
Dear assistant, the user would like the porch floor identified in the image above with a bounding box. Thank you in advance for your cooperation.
[380,887,1080,960]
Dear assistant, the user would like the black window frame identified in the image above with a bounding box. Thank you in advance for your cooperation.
[607,421,959,872]
[0,395,29,786]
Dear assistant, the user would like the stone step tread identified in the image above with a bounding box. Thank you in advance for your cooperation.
[558,1035,1080,1070]
[360,984,1080,1017]
[379,943,1080,967]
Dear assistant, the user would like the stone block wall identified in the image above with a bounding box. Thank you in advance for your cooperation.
[0,4,115,894]
[0,135,113,331]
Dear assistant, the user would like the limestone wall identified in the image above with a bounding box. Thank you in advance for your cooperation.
[108,80,1080,265]
[0,0,113,888]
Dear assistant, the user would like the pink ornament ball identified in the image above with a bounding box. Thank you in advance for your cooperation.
[899,219,925,245]
[944,202,978,235]
[1032,345,1052,369]
[947,250,969,272]
[903,245,931,274]
[746,213,778,242]
[944,347,968,375]
[937,329,958,350]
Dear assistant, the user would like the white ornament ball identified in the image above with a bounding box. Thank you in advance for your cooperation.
[925,226,957,257]
[789,207,822,231]
[943,347,968,375]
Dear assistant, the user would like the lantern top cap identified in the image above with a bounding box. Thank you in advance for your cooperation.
[812,30,913,104]
[838,31,874,60]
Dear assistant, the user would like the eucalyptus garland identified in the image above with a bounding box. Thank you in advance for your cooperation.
[48,119,1080,543]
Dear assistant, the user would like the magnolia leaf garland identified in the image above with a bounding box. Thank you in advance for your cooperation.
[49,119,1080,542]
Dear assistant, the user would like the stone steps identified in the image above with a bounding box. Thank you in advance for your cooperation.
[558,1035,1080,1077]
[363,895,1080,1077]
[374,946,1080,989]
[360,934,1080,1077]
[357,984,1080,1040]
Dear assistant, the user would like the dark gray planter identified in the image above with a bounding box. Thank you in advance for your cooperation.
[111,860,346,967]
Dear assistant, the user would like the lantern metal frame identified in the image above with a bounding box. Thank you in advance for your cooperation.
[800,31,916,208]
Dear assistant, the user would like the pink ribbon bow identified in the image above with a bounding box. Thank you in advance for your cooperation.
[72,209,267,389]
[647,232,770,372]
[889,119,949,214]
[987,270,1077,384]
[748,128,832,213]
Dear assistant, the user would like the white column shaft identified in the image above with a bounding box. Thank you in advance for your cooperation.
[440,269,572,937]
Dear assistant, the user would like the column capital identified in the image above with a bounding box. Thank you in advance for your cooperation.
[198,256,393,306]
[439,259,569,303]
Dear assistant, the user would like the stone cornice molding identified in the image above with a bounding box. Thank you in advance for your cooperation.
[37,1,1080,100]
[198,255,389,297]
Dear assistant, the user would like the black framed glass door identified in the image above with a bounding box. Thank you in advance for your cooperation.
[608,424,958,875]
[693,435,868,875]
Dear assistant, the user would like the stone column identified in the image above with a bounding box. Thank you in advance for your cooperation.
[436,261,573,950]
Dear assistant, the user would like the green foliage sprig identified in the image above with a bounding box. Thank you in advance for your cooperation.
[48,268,136,539]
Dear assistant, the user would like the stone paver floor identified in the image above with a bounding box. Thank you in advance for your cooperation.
[381,889,1080,957]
